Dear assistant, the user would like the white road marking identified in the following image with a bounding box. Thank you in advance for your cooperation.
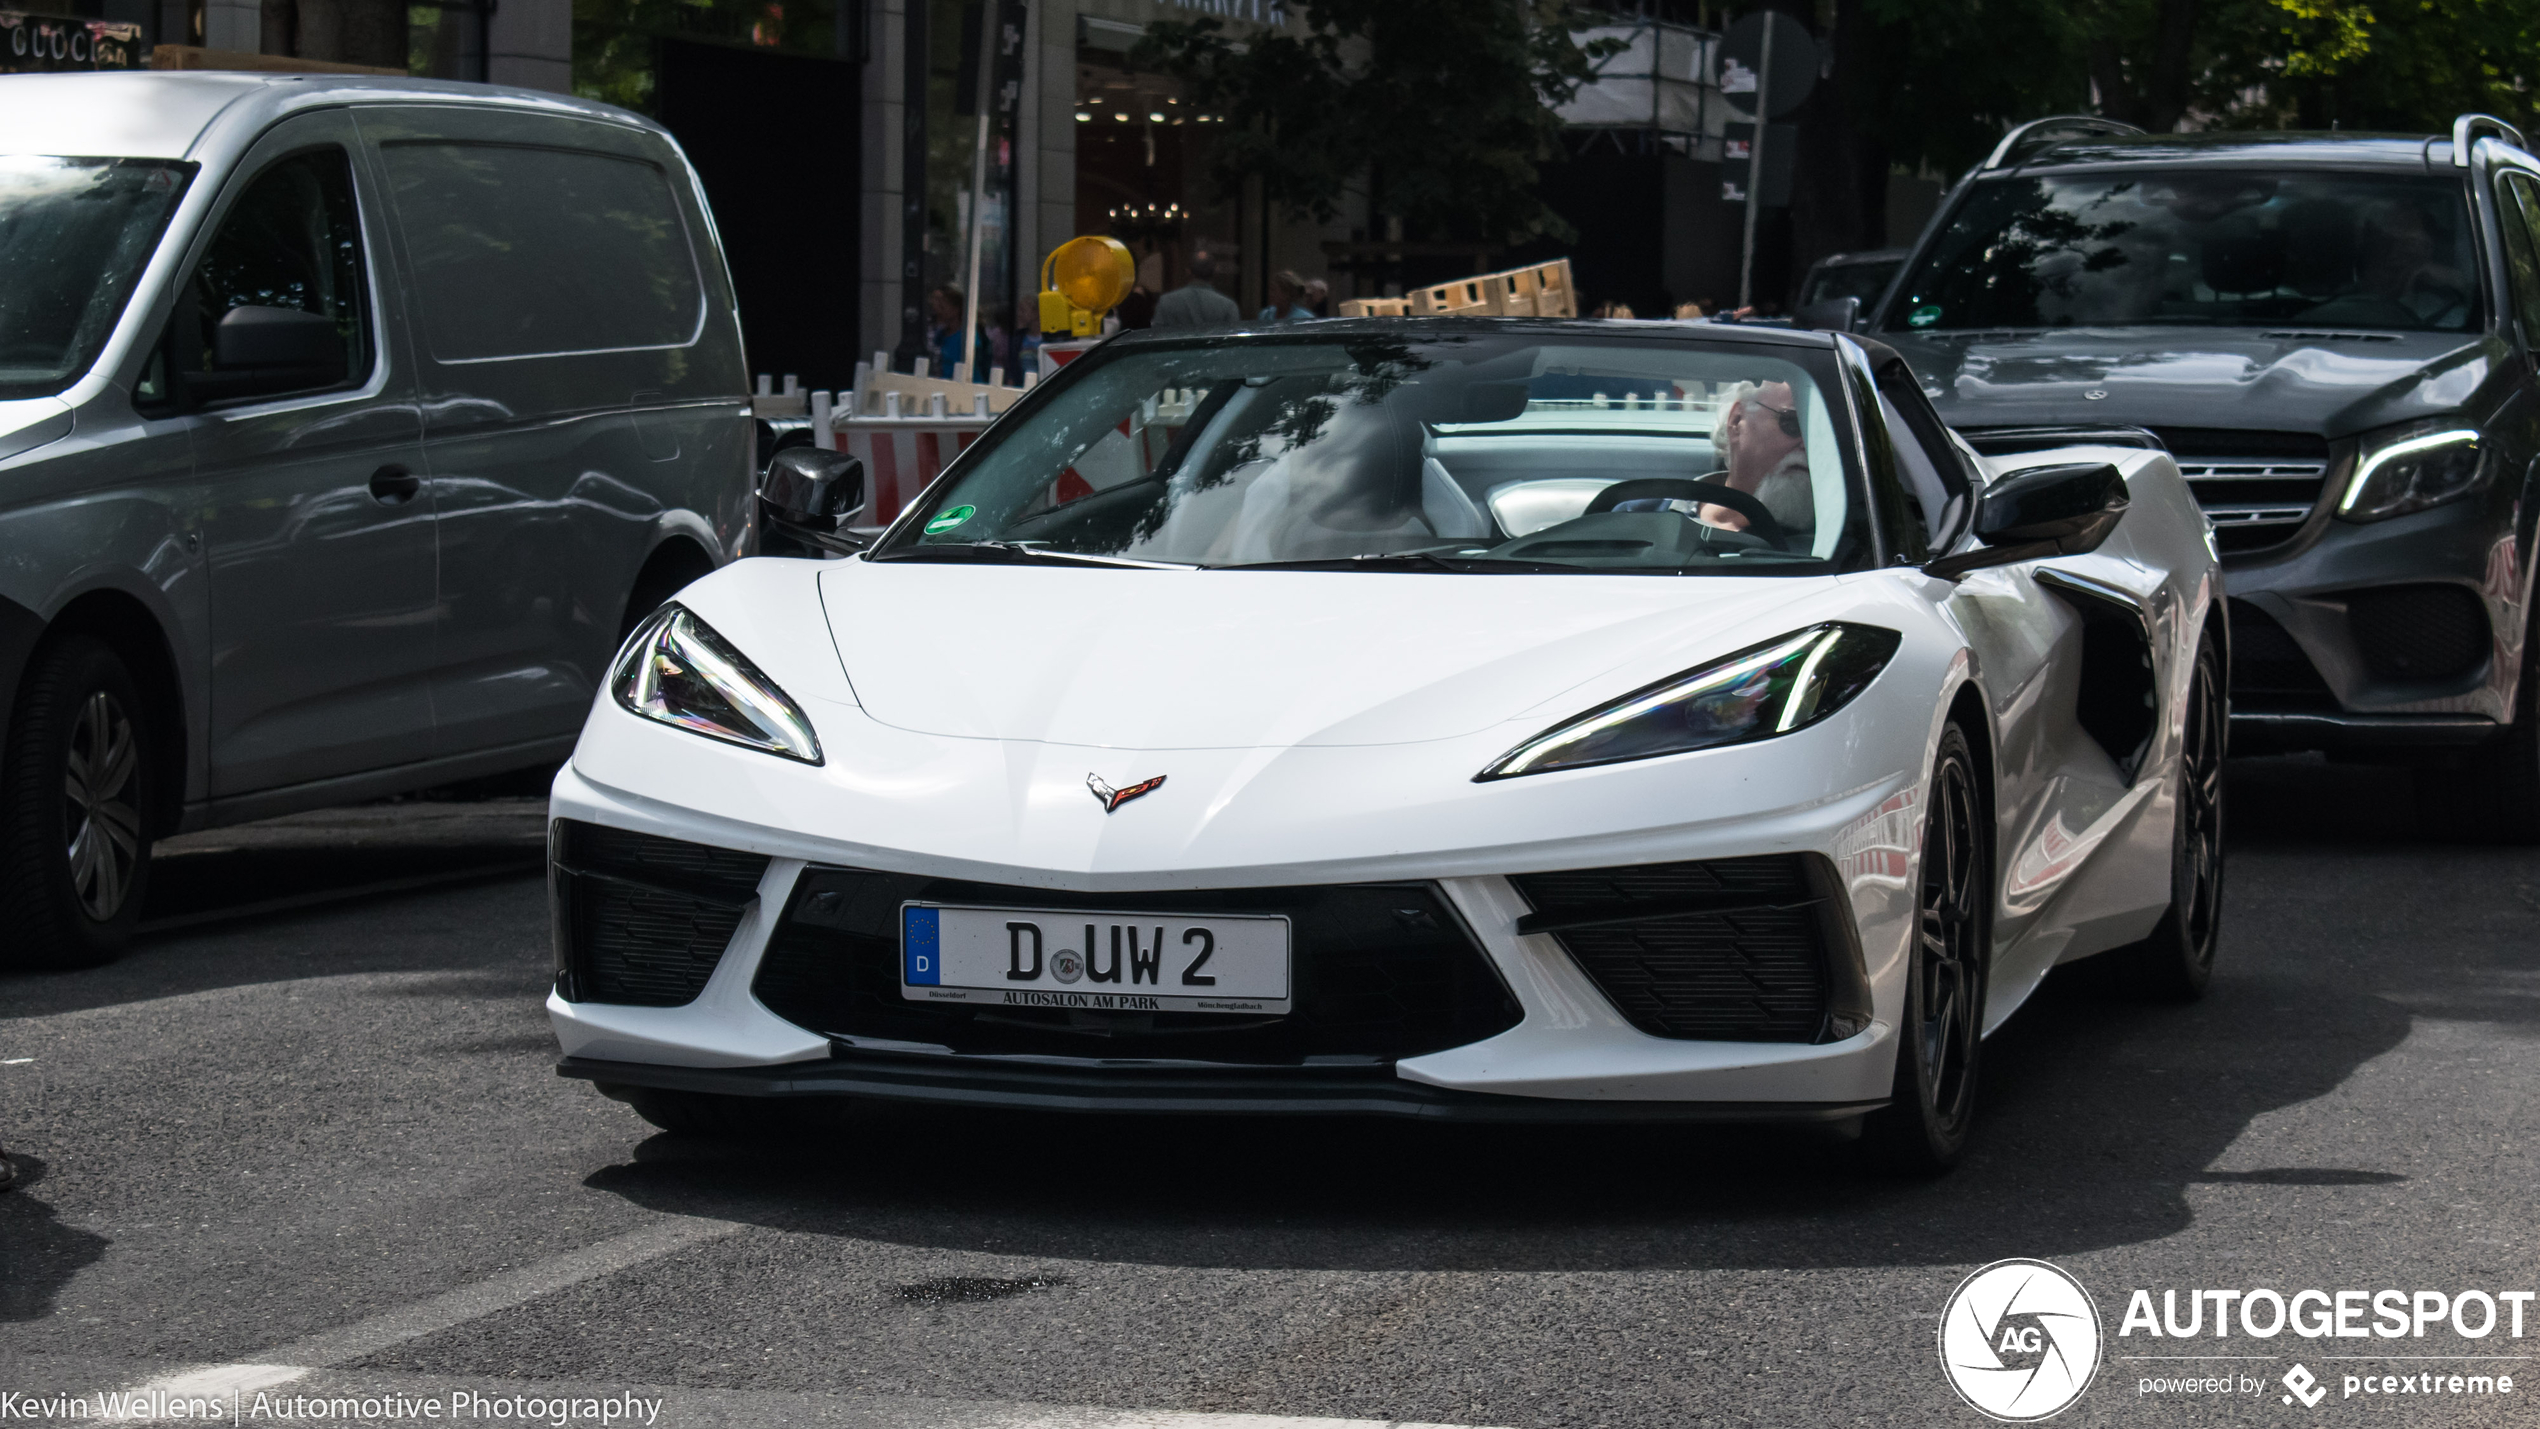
[87,1220,1505,1427]
[111,1217,735,1418]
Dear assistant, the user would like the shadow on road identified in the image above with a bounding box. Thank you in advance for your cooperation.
[0,1159,109,1324]
[582,756,2527,1272]
[0,800,546,1022]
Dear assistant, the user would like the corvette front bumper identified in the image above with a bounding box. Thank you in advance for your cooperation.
[554,1051,1890,1122]
[544,705,1918,1116]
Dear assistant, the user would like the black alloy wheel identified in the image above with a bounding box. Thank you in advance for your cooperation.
[0,635,155,970]
[2108,630,2226,1000]
[1863,722,1987,1173]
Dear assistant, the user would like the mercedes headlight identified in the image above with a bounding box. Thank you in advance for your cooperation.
[2338,424,2485,522]
[1477,623,1902,781]
[612,605,823,764]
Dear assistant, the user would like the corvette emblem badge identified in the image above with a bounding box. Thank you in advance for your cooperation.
[1088,772,1165,813]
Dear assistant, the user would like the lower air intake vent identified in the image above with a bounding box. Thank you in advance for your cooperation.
[2347,584,2489,684]
[1508,855,1867,1043]
[552,820,770,1006]
[2226,601,2335,711]
[753,871,1520,1063]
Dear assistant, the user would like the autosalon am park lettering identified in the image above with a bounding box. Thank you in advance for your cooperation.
[1001,919,1215,1009]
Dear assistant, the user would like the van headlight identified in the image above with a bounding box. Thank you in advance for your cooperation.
[2338,425,2485,522]
[1477,623,1901,781]
[612,605,823,764]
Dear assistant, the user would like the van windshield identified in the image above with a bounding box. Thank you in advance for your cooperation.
[0,156,195,400]
[876,333,1873,575]
[1889,170,2479,333]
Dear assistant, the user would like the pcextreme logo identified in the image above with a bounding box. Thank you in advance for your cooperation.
[1940,1258,2105,1421]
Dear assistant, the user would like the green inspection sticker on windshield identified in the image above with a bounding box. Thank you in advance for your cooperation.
[925,505,975,535]
[1907,304,1942,328]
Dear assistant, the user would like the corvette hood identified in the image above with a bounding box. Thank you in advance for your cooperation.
[1882,327,2496,439]
[815,560,1836,750]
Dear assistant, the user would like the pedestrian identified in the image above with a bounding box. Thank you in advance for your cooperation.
[1150,249,1242,329]
[1591,300,1637,319]
[1302,277,1329,317]
[926,285,988,378]
[1259,270,1312,323]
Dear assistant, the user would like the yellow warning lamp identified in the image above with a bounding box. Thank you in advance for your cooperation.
[1038,236,1135,337]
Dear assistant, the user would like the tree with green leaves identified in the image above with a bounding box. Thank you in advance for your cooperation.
[1131,0,1621,245]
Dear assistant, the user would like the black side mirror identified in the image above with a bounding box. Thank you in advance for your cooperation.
[188,305,346,404]
[757,448,867,557]
[1793,296,1862,333]
[1924,461,2128,580]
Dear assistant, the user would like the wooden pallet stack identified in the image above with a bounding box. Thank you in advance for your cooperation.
[1336,259,1577,320]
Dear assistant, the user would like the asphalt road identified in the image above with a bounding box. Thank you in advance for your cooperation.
[0,760,2533,1428]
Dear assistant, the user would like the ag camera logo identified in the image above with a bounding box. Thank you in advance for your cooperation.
[1940,1259,2104,1421]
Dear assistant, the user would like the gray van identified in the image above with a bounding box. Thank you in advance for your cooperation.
[0,73,754,967]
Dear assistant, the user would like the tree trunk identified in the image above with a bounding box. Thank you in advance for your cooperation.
[259,0,294,56]
[1788,0,1891,305]
[289,0,406,67]
[2143,0,2198,131]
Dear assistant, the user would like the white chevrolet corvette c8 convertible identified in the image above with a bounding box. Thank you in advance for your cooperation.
[546,318,2225,1172]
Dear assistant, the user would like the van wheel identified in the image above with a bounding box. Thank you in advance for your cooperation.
[0,636,155,969]
[1861,723,1987,1175]
[2104,629,2227,1000]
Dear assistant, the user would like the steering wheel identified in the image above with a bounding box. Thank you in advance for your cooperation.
[1585,477,1796,552]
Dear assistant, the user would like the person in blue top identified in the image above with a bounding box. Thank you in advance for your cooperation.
[1258,270,1314,323]
[927,285,991,377]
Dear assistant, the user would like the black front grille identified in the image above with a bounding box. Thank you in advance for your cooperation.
[1508,855,1866,1044]
[2154,428,2333,556]
[754,869,1522,1064]
[553,821,770,1006]
[2226,600,2336,711]
[2347,584,2489,683]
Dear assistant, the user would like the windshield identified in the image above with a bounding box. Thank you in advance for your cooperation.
[1889,170,2479,333]
[0,156,194,400]
[879,333,1870,575]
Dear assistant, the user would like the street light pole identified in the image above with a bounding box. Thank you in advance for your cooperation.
[1736,19,1774,312]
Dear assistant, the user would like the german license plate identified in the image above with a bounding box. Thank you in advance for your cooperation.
[900,903,1291,1014]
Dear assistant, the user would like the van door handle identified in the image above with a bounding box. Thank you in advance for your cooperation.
[368,464,422,504]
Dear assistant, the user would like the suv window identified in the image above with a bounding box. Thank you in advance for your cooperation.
[167,148,371,402]
[379,142,702,362]
[1891,170,2480,333]
[2496,172,2540,347]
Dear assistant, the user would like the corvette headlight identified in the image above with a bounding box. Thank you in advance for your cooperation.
[2338,425,2485,522]
[612,605,823,764]
[1477,623,1901,781]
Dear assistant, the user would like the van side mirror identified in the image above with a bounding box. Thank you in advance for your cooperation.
[1793,296,1862,333]
[1924,461,2128,580]
[758,448,867,557]
[188,305,347,404]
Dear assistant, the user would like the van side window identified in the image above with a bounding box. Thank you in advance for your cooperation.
[2496,173,2540,349]
[379,143,703,361]
[179,148,371,399]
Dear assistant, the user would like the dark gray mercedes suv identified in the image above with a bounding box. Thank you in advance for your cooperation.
[1871,115,2540,839]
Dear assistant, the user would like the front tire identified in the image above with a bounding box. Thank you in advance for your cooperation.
[0,636,155,970]
[2105,628,2227,1000]
[1862,722,1988,1174]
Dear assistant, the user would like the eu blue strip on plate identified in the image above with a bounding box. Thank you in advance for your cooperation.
[903,906,940,985]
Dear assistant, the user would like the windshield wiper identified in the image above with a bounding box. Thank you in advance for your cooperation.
[867,542,1193,569]
[1211,551,1579,574]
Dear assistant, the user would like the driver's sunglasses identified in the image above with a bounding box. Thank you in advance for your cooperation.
[1745,396,1801,438]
